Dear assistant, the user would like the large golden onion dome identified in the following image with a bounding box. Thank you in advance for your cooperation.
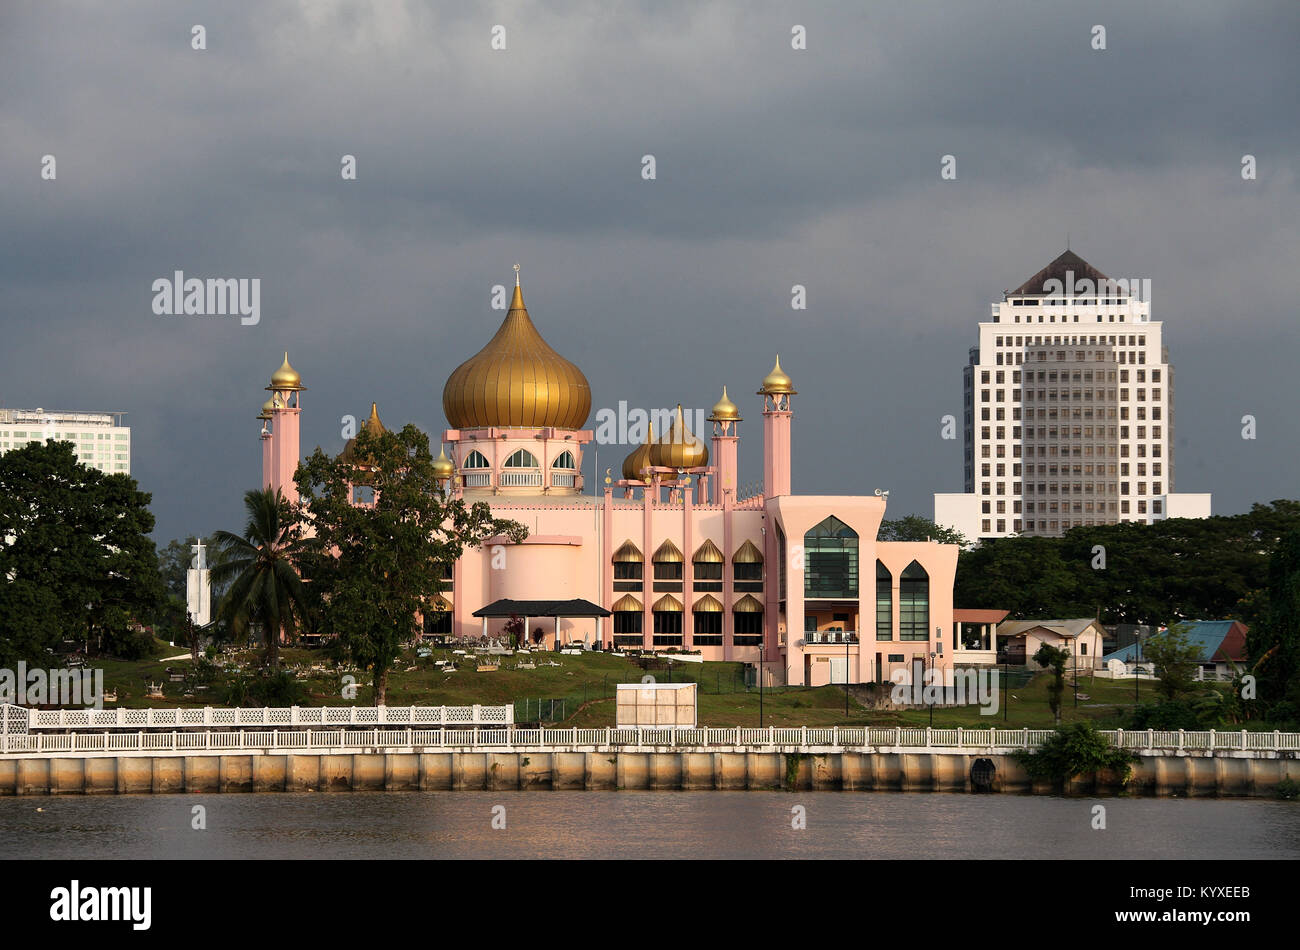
[442,277,591,430]
[432,445,455,481]
[757,355,795,396]
[650,404,710,469]
[708,385,741,422]
[341,402,386,463]
[268,352,305,392]
[621,423,656,481]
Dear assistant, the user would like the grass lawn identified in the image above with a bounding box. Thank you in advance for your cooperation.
[74,646,1272,731]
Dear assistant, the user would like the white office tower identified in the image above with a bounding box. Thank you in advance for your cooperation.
[0,408,131,474]
[935,250,1210,542]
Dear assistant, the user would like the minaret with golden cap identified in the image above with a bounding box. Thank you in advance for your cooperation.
[265,352,305,503]
[757,356,795,498]
[708,386,741,505]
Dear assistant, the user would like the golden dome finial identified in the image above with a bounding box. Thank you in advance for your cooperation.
[443,273,591,430]
[432,444,455,481]
[267,351,305,392]
[650,404,709,469]
[340,401,386,463]
[622,423,656,481]
[708,385,742,423]
[514,263,520,287]
[758,355,795,396]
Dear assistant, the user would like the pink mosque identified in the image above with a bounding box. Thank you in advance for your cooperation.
[255,273,961,687]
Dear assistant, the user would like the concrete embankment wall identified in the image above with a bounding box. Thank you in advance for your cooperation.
[1,749,1296,796]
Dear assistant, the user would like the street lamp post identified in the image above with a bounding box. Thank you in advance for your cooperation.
[1073,636,1078,708]
[928,650,936,727]
[845,633,851,716]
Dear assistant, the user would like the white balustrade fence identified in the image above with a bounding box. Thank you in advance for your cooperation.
[4,724,1299,757]
[18,704,513,731]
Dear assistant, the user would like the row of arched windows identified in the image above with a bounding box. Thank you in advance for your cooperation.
[462,449,575,469]
[612,538,763,595]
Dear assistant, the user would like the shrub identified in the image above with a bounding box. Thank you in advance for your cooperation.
[1128,699,1202,730]
[1014,721,1137,786]
[218,670,306,707]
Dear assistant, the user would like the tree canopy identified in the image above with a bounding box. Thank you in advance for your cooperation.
[954,501,1300,634]
[0,439,163,664]
[295,421,527,704]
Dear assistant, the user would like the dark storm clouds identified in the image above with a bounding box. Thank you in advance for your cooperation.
[0,0,1296,543]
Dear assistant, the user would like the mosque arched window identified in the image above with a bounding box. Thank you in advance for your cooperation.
[876,561,893,641]
[692,539,723,591]
[463,450,490,469]
[899,561,930,641]
[732,539,764,592]
[804,516,859,599]
[732,594,764,646]
[504,449,539,468]
[613,540,643,590]
[552,450,576,469]
[652,539,684,588]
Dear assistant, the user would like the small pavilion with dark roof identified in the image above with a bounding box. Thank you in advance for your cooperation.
[472,598,612,649]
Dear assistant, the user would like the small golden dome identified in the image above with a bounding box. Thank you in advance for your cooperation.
[341,402,386,463]
[708,385,741,422]
[432,445,455,480]
[650,405,710,469]
[621,423,656,481]
[257,395,276,420]
[267,352,305,392]
[757,355,795,396]
[442,277,591,430]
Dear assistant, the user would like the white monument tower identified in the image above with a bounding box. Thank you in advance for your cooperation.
[186,540,211,627]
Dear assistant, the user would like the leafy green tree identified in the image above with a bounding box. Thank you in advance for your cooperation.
[1143,621,1203,701]
[295,421,527,705]
[1033,643,1070,723]
[0,440,163,664]
[1245,528,1300,711]
[210,488,311,672]
[955,537,1084,617]
[879,514,968,547]
[955,500,1300,625]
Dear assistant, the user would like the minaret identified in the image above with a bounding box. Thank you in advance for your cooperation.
[257,395,277,492]
[708,386,741,504]
[758,356,795,498]
[265,352,305,503]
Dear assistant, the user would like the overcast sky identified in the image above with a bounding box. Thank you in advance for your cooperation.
[2,0,1297,545]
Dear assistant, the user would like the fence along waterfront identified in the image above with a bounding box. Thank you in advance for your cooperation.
[4,722,1299,756]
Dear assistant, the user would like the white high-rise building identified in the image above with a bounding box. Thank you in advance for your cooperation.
[0,408,131,475]
[935,250,1210,542]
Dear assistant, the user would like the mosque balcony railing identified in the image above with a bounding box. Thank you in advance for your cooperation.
[550,472,576,487]
[463,473,491,487]
[501,471,543,487]
[803,630,860,645]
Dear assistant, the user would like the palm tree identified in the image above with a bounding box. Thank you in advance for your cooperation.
[210,488,310,673]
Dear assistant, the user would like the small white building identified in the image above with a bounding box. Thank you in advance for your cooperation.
[997,618,1106,671]
[616,682,697,729]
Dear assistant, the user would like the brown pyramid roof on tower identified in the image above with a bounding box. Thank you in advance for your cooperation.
[1010,249,1109,297]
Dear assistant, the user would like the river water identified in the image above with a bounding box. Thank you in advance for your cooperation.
[3,792,1298,859]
